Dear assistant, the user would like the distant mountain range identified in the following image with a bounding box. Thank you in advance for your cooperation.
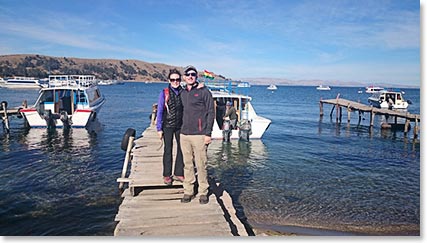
[0,54,418,88]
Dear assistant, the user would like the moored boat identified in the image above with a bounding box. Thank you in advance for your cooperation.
[237,81,251,88]
[204,80,271,139]
[0,76,43,89]
[267,84,277,90]
[316,85,331,91]
[367,90,410,109]
[20,75,106,128]
[365,85,384,93]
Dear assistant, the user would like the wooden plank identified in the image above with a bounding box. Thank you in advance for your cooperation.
[114,223,231,236]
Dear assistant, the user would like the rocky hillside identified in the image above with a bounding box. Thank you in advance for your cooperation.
[0,54,190,81]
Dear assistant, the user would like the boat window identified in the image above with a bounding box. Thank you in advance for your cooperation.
[43,90,54,102]
[78,90,87,103]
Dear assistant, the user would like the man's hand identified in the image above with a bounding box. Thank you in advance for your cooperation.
[157,131,163,140]
[204,135,212,145]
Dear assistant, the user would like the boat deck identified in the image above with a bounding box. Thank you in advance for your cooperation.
[114,125,248,236]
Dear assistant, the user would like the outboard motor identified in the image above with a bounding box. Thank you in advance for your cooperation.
[222,119,232,142]
[238,119,252,141]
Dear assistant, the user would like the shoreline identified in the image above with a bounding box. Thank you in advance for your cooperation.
[250,222,420,236]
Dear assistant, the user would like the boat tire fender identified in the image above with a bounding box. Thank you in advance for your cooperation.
[17,108,23,119]
[121,128,136,151]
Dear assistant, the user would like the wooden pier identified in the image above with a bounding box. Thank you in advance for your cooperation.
[319,97,420,138]
[114,125,249,236]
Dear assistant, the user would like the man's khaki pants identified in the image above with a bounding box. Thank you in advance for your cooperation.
[180,134,209,196]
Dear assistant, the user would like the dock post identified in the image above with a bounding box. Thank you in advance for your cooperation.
[319,101,324,117]
[369,110,375,127]
[404,119,410,135]
[414,116,419,139]
[347,104,351,123]
[335,104,339,122]
[151,103,158,126]
[357,111,362,125]
[336,105,342,123]
[1,101,10,133]
[118,128,136,190]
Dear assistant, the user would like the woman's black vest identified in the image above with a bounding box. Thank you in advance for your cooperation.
[162,87,183,129]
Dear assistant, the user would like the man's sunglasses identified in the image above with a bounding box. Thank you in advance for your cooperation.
[185,73,197,77]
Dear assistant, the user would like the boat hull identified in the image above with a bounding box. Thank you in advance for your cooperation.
[211,115,271,139]
[20,101,105,128]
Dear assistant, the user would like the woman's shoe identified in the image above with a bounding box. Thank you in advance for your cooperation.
[163,176,172,186]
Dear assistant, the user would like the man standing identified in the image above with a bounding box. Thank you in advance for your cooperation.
[223,101,238,129]
[180,65,215,204]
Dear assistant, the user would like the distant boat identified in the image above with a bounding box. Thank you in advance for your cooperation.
[365,85,384,93]
[316,85,331,91]
[0,76,43,89]
[267,84,277,90]
[98,80,125,85]
[237,82,251,88]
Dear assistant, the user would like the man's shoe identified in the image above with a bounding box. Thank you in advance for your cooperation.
[163,176,172,186]
[174,175,185,182]
[199,195,209,204]
[181,194,194,203]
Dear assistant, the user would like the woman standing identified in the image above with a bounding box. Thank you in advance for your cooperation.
[156,69,184,185]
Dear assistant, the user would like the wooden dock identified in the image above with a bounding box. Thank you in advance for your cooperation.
[114,125,249,236]
[319,97,420,138]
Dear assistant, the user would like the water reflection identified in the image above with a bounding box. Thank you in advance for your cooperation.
[21,128,96,152]
[18,119,102,151]
[208,140,268,168]
[207,140,268,227]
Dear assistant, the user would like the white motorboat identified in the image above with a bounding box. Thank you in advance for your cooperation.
[365,85,384,93]
[0,76,43,89]
[20,75,106,128]
[316,85,331,91]
[368,90,410,109]
[205,80,271,139]
[267,84,277,90]
[237,81,251,88]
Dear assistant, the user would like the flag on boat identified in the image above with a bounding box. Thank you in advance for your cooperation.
[203,70,214,80]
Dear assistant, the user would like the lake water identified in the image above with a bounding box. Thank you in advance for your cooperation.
[0,83,420,235]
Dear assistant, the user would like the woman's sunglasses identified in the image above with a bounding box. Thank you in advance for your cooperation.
[170,78,181,82]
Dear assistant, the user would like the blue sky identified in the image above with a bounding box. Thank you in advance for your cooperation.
[0,0,421,86]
